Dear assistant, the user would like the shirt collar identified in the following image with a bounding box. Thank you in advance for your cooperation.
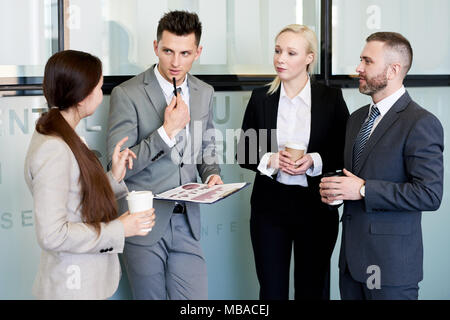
[154,64,189,98]
[370,85,406,117]
[280,77,311,107]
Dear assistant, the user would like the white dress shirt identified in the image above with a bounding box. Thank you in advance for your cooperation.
[367,86,406,137]
[155,65,190,147]
[153,65,216,184]
[257,79,322,186]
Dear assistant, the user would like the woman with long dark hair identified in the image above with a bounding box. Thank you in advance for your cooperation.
[24,50,155,299]
[238,25,349,299]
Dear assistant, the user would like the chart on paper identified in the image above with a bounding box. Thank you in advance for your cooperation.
[155,182,250,204]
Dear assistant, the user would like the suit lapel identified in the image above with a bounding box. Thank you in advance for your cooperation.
[143,65,167,123]
[187,74,203,141]
[265,87,280,152]
[181,74,204,161]
[353,91,412,174]
[308,83,323,152]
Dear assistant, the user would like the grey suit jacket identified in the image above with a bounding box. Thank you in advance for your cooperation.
[340,91,444,286]
[24,132,129,299]
[107,66,220,246]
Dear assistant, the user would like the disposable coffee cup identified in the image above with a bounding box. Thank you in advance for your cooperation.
[322,170,345,206]
[285,142,306,162]
[126,191,153,232]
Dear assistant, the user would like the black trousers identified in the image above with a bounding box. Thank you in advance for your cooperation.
[250,182,339,300]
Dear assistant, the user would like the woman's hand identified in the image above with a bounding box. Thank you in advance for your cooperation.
[111,136,137,182]
[118,208,156,237]
[281,154,314,176]
[268,151,295,170]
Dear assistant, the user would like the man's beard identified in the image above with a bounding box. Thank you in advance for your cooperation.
[359,67,388,96]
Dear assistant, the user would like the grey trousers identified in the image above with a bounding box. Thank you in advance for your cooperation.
[122,213,207,300]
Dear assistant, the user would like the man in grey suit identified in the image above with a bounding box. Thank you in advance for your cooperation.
[106,11,223,299]
[320,32,443,299]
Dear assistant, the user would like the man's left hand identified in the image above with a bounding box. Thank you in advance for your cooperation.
[207,175,224,187]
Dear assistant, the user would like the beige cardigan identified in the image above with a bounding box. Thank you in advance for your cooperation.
[24,131,128,300]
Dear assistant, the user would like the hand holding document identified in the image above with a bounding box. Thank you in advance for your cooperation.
[155,182,250,204]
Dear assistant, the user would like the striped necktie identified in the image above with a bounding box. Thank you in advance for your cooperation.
[353,105,380,169]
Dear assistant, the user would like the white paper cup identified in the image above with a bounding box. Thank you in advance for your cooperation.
[126,191,153,232]
[285,142,306,162]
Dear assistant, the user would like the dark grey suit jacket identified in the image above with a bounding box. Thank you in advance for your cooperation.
[106,66,220,246]
[340,91,444,286]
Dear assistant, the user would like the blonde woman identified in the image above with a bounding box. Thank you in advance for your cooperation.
[238,25,349,299]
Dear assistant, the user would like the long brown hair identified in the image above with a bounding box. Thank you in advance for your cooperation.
[36,50,117,234]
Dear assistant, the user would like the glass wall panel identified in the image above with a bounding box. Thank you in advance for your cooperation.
[1,86,450,299]
[332,0,450,75]
[65,0,321,76]
[0,96,47,299]
[0,91,263,299]
[0,0,58,78]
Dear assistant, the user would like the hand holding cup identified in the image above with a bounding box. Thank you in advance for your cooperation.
[119,208,155,237]
[126,191,155,233]
[284,142,306,163]
[320,170,345,206]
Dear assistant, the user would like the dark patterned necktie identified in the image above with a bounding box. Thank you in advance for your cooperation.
[353,105,380,169]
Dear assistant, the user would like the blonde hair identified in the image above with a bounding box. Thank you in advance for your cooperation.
[267,24,318,95]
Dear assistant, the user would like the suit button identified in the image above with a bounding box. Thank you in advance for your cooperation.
[347,215,352,221]
[108,248,113,252]
[180,162,184,168]
[100,249,105,253]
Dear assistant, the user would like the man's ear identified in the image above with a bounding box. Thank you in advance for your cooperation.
[387,62,401,80]
[153,40,159,56]
[194,45,203,61]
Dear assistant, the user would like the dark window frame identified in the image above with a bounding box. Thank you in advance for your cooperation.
[0,0,448,96]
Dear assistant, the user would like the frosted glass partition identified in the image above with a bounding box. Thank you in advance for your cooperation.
[0,0,58,78]
[332,0,450,75]
[1,87,449,299]
[0,91,262,299]
[65,0,321,75]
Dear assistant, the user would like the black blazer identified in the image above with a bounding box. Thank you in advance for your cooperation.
[237,81,349,211]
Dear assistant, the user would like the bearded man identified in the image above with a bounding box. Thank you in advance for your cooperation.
[319,32,444,300]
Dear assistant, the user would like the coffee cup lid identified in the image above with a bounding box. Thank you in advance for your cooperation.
[323,170,344,177]
[126,190,153,200]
